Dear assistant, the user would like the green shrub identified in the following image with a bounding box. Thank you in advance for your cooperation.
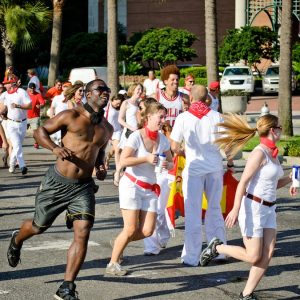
[283,141,300,157]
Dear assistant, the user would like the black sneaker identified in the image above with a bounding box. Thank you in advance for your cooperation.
[200,237,223,266]
[7,230,21,267]
[21,167,28,175]
[54,282,79,300]
[239,292,258,300]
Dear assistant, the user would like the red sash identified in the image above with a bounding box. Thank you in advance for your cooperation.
[188,102,211,119]
[125,172,160,197]
[260,137,278,158]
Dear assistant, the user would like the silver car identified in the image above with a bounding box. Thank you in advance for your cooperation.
[262,65,296,94]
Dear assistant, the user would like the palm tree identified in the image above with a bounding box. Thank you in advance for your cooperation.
[48,0,66,87]
[0,0,51,68]
[205,0,219,85]
[278,0,293,137]
[107,0,119,95]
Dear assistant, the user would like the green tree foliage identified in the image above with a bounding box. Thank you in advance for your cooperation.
[292,42,300,80]
[0,0,51,66]
[60,32,107,71]
[132,27,197,69]
[219,26,279,73]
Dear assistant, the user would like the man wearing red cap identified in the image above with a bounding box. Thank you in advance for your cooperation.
[0,78,32,174]
[207,81,221,112]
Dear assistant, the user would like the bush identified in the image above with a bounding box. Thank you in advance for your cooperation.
[283,141,300,157]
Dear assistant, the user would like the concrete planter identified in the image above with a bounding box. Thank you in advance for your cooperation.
[221,95,248,114]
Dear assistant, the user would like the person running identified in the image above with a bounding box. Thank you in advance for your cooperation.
[65,81,84,109]
[27,82,46,149]
[170,84,233,266]
[27,69,42,94]
[143,70,160,97]
[6,79,113,300]
[106,101,173,276]
[44,79,63,102]
[114,83,143,186]
[0,77,32,175]
[104,93,125,170]
[200,114,296,300]
[207,81,221,112]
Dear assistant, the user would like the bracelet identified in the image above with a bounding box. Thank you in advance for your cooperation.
[16,104,21,109]
[227,163,234,168]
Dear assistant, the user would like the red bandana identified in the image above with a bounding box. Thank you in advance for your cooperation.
[188,101,211,119]
[260,137,278,158]
[7,87,18,94]
[144,126,158,141]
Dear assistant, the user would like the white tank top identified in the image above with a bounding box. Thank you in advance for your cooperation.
[105,103,122,132]
[157,89,183,127]
[125,100,138,129]
[246,145,284,202]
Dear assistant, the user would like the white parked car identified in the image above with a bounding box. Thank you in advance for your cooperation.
[69,66,107,84]
[262,65,297,94]
[220,66,255,93]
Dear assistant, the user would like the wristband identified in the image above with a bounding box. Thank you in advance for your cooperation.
[16,104,21,109]
[227,163,234,168]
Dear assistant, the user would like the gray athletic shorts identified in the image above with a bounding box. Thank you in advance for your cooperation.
[33,165,97,229]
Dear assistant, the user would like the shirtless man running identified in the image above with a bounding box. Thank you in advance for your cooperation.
[6,79,113,300]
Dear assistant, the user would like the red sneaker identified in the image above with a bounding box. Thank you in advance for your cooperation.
[34,143,39,149]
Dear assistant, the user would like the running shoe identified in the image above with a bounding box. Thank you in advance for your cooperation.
[21,167,28,175]
[200,237,223,266]
[105,262,127,276]
[239,292,258,300]
[8,165,15,173]
[54,282,79,300]
[7,230,21,267]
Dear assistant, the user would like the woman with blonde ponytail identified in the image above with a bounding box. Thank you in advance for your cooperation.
[200,113,297,300]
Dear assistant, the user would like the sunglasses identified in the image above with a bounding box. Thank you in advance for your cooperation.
[273,126,282,130]
[189,81,194,83]
[138,106,144,111]
[93,86,111,93]
[78,89,84,93]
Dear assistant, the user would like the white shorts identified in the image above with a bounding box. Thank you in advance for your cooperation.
[238,196,277,238]
[112,130,122,141]
[119,175,158,212]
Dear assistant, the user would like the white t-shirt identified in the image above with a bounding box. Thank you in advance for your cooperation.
[1,89,31,121]
[170,109,223,176]
[52,94,68,115]
[178,87,191,96]
[125,131,170,183]
[143,78,160,96]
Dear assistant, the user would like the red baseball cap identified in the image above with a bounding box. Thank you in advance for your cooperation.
[209,81,220,90]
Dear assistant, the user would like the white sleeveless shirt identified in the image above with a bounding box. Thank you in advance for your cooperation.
[125,100,138,129]
[157,89,183,127]
[105,102,122,132]
[246,145,284,202]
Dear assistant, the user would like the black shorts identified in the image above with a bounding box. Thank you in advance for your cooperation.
[33,165,97,229]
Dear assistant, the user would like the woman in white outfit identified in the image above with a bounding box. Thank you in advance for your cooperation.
[106,101,173,276]
[114,83,143,186]
[200,114,297,300]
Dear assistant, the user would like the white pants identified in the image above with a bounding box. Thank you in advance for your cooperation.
[181,171,226,266]
[143,172,171,254]
[6,120,27,168]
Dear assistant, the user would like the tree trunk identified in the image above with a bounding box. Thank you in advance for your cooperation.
[205,0,219,85]
[1,28,14,68]
[278,0,293,137]
[107,0,119,95]
[48,0,65,88]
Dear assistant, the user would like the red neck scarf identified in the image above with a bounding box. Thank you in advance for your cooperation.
[260,137,278,158]
[144,126,158,141]
[7,87,18,94]
[188,101,211,119]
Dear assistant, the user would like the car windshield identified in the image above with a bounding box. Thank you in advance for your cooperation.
[224,68,250,76]
[266,67,279,76]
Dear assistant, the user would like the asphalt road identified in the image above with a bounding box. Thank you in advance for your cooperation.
[0,134,299,300]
